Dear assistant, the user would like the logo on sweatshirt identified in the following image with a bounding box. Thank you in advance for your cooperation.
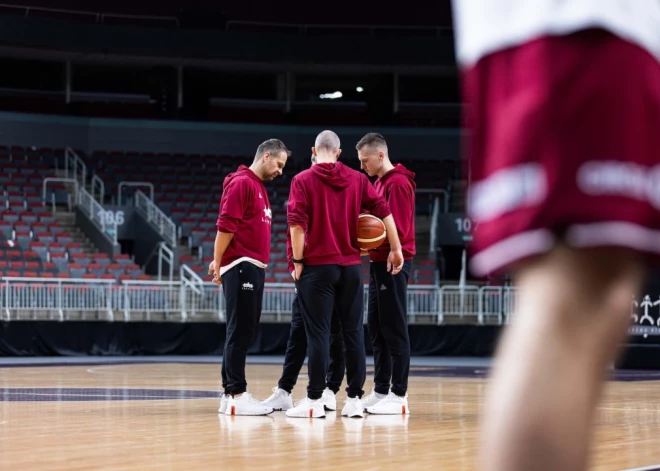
[242,282,254,291]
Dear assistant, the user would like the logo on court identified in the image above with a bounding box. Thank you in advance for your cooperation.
[242,282,254,291]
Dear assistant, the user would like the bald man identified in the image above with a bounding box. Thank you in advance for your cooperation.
[285,130,404,419]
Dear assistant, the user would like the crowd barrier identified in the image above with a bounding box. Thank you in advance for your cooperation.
[0,277,523,324]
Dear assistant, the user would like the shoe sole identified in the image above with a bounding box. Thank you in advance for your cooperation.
[286,408,326,419]
[226,405,274,416]
[366,405,410,415]
[323,405,336,411]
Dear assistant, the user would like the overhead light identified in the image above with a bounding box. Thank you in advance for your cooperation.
[356,86,364,92]
[319,91,343,100]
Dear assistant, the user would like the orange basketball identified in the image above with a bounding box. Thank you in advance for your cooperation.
[357,214,386,250]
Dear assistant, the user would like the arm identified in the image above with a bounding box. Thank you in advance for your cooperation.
[287,177,309,232]
[382,215,402,252]
[359,174,392,222]
[290,225,306,280]
[211,180,249,283]
[387,182,414,248]
[287,177,309,280]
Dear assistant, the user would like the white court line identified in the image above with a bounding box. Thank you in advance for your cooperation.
[619,465,660,471]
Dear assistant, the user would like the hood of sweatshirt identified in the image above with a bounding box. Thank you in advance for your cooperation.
[223,165,262,190]
[379,163,416,189]
[311,161,352,190]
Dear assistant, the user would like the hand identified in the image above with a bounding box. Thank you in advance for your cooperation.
[387,249,404,275]
[360,249,369,257]
[209,260,222,285]
[290,271,296,280]
[294,263,304,281]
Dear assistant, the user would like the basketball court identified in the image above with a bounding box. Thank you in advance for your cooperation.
[0,356,659,470]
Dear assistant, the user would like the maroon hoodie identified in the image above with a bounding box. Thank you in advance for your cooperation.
[369,164,416,262]
[287,161,392,266]
[216,165,271,268]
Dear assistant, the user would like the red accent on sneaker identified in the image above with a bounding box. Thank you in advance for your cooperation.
[230,405,236,416]
[309,408,313,418]
[402,405,406,414]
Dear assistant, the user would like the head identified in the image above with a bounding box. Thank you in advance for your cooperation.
[356,132,389,177]
[252,138,291,181]
[310,154,317,166]
[312,130,342,162]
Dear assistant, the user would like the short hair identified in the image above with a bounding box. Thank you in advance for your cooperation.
[314,130,340,153]
[254,138,291,162]
[356,133,388,153]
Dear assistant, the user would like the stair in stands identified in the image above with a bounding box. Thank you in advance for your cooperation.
[51,212,99,258]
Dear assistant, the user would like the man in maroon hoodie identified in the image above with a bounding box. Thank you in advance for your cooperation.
[285,130,404,419]
[356,132,416,415]
[209,138,290,416]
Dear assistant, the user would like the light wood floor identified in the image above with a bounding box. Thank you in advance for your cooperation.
[0,362,659,470]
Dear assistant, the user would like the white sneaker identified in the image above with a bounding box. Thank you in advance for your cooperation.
[261,387,293,411]
[285,397,326,418]
[366,391,410,415]
[226,392,274,416]
[218,393,229,415]
[341,397,364,418]
[321,388,337,411]
[361,390,387,410]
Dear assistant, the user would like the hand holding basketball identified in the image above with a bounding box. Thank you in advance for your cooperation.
[357,214,386,250]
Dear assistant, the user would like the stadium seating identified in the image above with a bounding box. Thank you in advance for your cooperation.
[84,150,448,285]
[0,147,148,280]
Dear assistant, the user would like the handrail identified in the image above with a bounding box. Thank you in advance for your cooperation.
[78,187,118,245]
[158,242,174,282]
[64,147,87,189]
[42,177,79,206]
[226,20,452,36]
[415,188,449,213]
[429,196,440,259]
[91,174,105,204]
[0,3,179,27]
[134,190,177,247]
[118,181,154,205]
[180,264,205,322]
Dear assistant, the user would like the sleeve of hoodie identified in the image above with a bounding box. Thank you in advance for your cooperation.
[216,179,251,233]
[287,176,309,232]
[387,176,414,240]
[360,174,391,221]
[286,231,294,274]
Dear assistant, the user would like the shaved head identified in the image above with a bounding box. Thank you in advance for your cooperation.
[314,130,341,153]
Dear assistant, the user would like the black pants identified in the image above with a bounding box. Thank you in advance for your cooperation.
[296,264,365,400]
[367,260,411,397]
[278,294,345,394]
[221,262,265,396]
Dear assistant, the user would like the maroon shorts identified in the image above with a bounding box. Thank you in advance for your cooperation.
[462,28,660,277]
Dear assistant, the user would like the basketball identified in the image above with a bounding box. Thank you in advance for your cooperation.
[357,214,386,250]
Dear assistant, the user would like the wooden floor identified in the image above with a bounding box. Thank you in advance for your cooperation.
[0,361,659,471]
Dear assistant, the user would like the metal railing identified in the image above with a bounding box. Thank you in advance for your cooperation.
[157,242,174,282]
[226,20,452,37]
[180,264,205,322]
[0,277,450,323]
[134,190,177,247]
[78,187,118,245]
[0,3,179,27]
[64,147,86,189]
[91,174,105,203]
[42,177,79,208]
[118,181,155,205]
